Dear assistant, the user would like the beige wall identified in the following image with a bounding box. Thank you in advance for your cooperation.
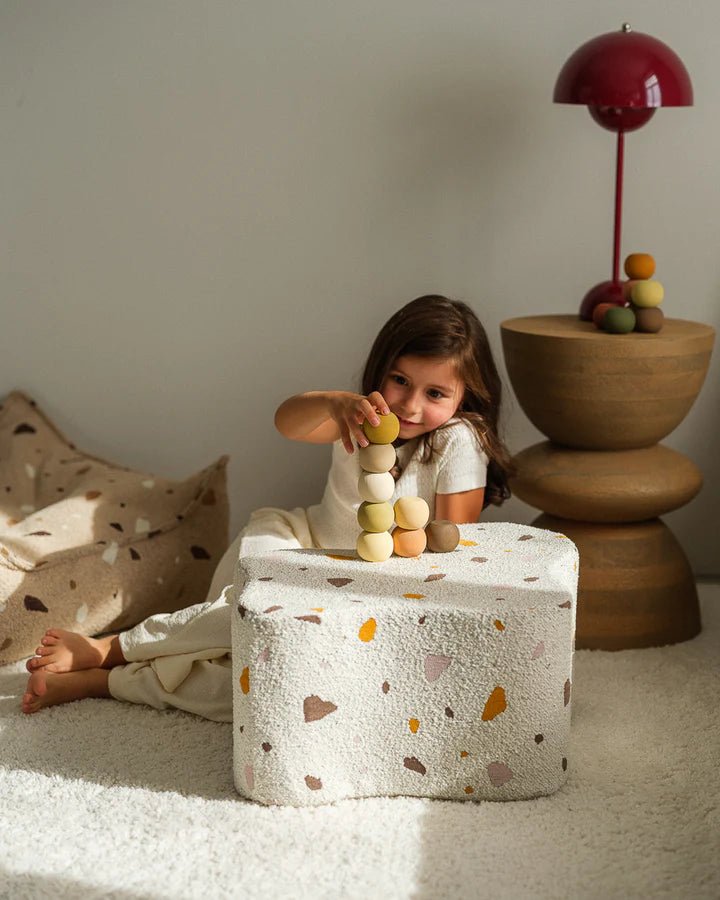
[1,1,718,573]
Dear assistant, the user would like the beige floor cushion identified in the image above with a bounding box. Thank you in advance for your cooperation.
[0,390,229,664]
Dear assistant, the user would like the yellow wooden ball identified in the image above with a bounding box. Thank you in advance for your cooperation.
[393,496,430,531]
[357,530,394,562]
[630,280,664,308]
[362,412,400,444]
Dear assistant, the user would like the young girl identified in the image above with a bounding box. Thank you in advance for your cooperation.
[21,294,514,719]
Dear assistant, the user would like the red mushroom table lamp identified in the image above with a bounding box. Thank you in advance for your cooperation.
[553,24,693,319]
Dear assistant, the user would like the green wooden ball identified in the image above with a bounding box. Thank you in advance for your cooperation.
[357,501,394,533]
[602,306,636,334]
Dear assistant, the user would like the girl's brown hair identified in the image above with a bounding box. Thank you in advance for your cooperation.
[360,294,515,508]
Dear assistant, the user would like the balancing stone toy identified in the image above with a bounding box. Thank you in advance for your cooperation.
[355,412,460,561]
[592,252,665,334]
[356,412,400,562]
[231,521,579,806]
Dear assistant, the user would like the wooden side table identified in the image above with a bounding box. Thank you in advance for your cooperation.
[500,315,715,650]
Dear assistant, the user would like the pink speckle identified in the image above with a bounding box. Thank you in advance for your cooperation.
[531,641,545,659]
[487,762,514,786]
[244,765,254,790]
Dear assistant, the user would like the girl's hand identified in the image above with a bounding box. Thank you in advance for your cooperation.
[327,391,391,454]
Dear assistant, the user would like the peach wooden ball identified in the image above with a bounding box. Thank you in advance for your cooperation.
[392,527,427,558]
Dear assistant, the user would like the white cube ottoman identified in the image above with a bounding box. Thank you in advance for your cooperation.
[231,522,578,806]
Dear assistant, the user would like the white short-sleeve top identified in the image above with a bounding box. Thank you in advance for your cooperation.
[306,417,488,550]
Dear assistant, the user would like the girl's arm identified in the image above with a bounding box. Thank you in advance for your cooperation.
[274,390,390,454]
[434,487,485,524]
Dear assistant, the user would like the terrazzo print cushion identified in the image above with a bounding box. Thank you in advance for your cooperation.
[232,522,579,807]
[0,391,229,664]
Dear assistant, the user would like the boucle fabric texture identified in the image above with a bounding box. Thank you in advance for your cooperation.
[232,521,579,807]
[0,390,229,664]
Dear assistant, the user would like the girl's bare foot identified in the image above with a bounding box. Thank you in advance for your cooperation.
[25,628,125,674]
[21,667,111,714]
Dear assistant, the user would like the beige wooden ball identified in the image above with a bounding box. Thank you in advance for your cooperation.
[357,530,394,562]
[358,443,396,474]
[358,470,395,503]
[393,496,430,531]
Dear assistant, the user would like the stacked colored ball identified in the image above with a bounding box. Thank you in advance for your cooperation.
[630,280,664,308]
[358,443,396,473]
[362,412,400,444]
[358,471,395,503]
[357,531,394,562]
[392,526,427,557]
[357,501,394,533]
[425,520,461,553]
[634,307,664,333]
[624,253,655,280]
[603,306,636,334]
[356,410,398,562]
[393,497,429,530]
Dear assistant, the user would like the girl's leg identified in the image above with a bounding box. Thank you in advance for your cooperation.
[22,668,111,715]
[27,629,126,673]
[27,529,247,675]
[108,655,233,722]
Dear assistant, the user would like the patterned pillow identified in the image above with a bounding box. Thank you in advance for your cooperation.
[0,390,229,664]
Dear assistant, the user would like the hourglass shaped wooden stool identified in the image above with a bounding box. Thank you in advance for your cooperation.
[501,315,715,650]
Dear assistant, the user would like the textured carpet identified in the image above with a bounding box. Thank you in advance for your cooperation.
[0,585,717,900]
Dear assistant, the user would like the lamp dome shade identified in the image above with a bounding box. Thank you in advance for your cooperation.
[554,29,693,108]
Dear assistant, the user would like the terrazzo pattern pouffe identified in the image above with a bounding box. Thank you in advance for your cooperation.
[0,390,230,664]
[231,522,579,807]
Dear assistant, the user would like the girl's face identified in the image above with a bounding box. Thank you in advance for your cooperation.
[380,355,465,440]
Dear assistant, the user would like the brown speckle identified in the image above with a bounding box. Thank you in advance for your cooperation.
[403,757,426,776]
[24,595,48,613]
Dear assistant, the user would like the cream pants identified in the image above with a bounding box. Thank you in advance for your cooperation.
[107,507,316,722]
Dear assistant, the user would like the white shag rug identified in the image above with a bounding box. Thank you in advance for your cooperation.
[0,585,718,900]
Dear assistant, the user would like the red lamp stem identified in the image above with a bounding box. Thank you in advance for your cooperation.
[613,129,625,284]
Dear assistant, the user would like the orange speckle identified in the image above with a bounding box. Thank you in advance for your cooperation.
[326,553,354,560]
[403,593,425,600]
[239,666,250,694]
[311,607,324,612]
[430,565,439,569]
[358,618,377,642]
[409,718,420,734]
[464,786,474,794]
[494,620,505,631]
[459,540,477,546]
[504,549,513,553]
[482,685,507,721]
[460,751,469,759]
